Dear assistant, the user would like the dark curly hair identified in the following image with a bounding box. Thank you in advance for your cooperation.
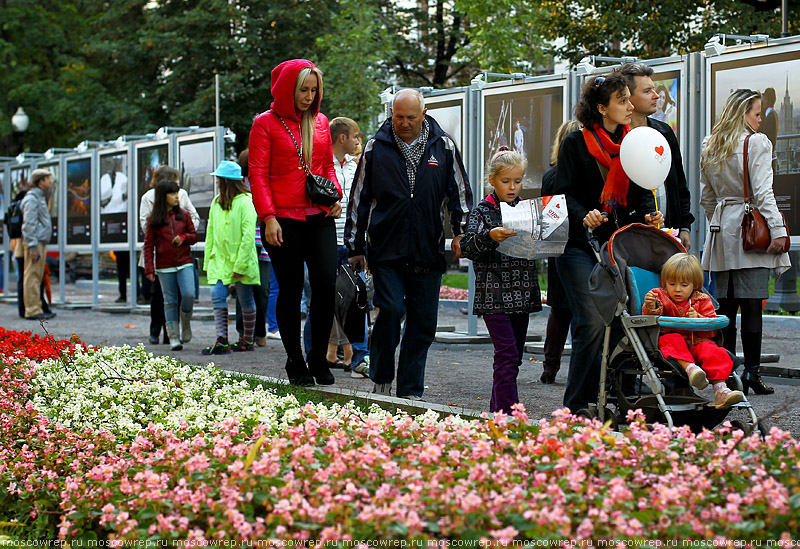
[574,74,630,128]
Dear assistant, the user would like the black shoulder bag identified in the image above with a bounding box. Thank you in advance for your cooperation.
[272,111,341,207]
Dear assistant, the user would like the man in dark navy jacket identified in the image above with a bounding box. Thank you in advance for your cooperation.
[344,88,472,400]
[617,63,694,250]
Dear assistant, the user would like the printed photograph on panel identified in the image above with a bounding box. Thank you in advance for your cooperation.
[136,144,169,241]
[484,87,564,197]
[11,166,30,197]
[100,151,129,244]
[712,52,800,235]
[67,157,92,245]
[178,137,214,237]
[100,152,128,215]
[426,100,463,152]
[650,73,680,137]
[40,163,59,245]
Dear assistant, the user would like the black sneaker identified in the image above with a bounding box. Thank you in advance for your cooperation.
[26,312,56,321]
[231,340,255,352]
[201,341,232,355]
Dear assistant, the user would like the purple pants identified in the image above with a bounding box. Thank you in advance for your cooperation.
[483,313,530,413]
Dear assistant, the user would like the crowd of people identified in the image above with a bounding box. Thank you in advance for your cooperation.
[10,59,790,415]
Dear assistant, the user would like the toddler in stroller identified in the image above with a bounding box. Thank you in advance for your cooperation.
[641,253,744,409]
[589,224,760,432]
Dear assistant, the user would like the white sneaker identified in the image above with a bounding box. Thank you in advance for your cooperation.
[267,331,281,340]
[372,382,392,395]
[350,362,370,378]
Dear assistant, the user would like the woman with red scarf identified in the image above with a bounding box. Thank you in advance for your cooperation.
[552,74,663,413]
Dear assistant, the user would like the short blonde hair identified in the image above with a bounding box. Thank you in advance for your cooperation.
[660,253,704,289]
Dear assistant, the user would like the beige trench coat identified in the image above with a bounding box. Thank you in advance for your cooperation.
[700,131,791,277]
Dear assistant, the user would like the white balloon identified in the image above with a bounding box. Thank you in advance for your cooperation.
[619,126,671,190]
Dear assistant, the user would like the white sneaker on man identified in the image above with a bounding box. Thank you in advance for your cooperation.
[372,382,392,395]
[266,331,281,340]
[350,359,370,378]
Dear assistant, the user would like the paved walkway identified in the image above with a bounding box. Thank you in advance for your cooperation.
[3,279,799,436]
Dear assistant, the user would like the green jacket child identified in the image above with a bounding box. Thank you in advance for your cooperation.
[204,192,260,286]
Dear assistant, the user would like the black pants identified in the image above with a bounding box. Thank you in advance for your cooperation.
[115,250,131,299]
[150,276,165,338]
[139,267,152,300]
[16,256,50,318]
[264,214,337,368]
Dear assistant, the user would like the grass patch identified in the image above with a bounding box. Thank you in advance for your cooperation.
[225,370,398,415]
[442,273,468,289]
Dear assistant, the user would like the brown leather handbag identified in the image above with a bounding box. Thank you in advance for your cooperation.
[741,134,790,253]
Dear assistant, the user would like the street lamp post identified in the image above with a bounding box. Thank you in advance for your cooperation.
[11,107,29,155]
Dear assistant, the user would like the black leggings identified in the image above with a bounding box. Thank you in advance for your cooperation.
[264,214,337,367]
[717,276,762,356]
[717,298,762,333]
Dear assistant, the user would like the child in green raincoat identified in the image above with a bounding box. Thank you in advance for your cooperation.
[203,161,260,354]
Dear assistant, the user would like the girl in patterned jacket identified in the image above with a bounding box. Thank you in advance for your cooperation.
[460,148,542,414]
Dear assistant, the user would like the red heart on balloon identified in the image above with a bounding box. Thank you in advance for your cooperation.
[655,146,665,156]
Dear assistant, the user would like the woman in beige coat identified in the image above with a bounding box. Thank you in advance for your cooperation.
[700,88,791,396]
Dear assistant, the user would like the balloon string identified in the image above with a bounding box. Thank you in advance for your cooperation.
[652,189,662,229]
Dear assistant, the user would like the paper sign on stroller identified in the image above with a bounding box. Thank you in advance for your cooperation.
[497,195,569,260]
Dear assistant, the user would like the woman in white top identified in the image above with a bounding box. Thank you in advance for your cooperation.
[700,88,791,396]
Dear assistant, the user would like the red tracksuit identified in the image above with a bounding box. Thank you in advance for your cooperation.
[642,287,733,382]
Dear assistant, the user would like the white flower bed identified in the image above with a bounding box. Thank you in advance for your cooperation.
[31,345,307,439]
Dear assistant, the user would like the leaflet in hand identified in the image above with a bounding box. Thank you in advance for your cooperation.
[497,195,569,260]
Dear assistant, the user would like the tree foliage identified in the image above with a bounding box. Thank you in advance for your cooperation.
[541,0,800,65]
[457,0,550,74]
[315,0,395,134]
[2,0,798,156]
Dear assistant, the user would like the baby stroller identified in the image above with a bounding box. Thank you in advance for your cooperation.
[586,223,762,434]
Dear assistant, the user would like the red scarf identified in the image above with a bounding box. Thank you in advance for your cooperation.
[582,123,630,212]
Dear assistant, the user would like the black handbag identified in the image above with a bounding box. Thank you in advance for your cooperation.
[273,111,341,207]
[334,264,368,343]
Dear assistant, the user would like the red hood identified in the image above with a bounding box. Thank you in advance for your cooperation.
[270,59,321,121]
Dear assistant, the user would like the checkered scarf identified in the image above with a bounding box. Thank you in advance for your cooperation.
[391,119,430,196]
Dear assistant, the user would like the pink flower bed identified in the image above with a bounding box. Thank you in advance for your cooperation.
[439,285,469,300]
[1,332,800,543]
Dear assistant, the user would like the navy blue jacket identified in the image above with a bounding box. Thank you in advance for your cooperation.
[344,115,472,272]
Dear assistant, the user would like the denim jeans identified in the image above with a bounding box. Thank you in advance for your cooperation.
[556,246,622,412]
[157,266,195,322]
[369,264,441,398]
[266,262,279,332]
[211,279,255,313]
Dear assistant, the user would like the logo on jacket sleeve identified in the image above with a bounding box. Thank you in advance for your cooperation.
[427,154,439,166]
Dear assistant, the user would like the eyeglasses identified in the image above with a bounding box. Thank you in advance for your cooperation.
[594,76,606,87]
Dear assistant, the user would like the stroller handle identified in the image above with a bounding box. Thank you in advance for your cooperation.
[587,212,609,260]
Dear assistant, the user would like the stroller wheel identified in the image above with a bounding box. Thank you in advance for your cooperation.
[729,419,769,439]
[600,407,619,431]
[574,408,596,421]
[574,407,618,430]
[729,419,750,434]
